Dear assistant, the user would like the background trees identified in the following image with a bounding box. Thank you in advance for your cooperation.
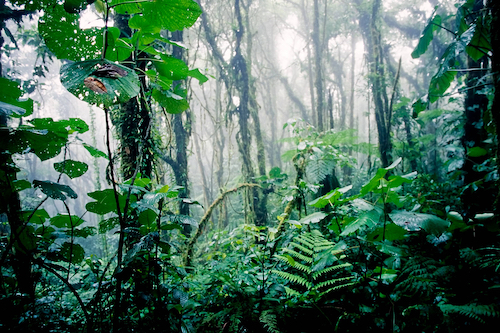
[1,0,500,332]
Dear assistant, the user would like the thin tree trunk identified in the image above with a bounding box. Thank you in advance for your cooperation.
[313,0,324,132]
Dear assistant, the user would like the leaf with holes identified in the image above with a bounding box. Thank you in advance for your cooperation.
[60,59,140,107]
[54,160,88,179]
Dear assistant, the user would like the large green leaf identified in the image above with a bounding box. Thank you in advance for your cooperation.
[298,212,328,225]
[411,12,441,59]
[33,180,78,200]
[0,77,34,117]
[54,160,88,179]
[308,185,353,209]
[341,209,381,236]
[60,59,140,107]
[50,214,85,228]
[152,88,189,114]
[86,188,136,215]
[9,118,88,161]
[389,210,450,236]
[39,4,103,61]
[128,0,202,33]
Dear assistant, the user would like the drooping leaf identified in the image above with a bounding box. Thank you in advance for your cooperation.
[411,12,442,59]
[390,210,450,236]
[60,59,140,107]
[33,180,78,200]
[83,143,108,159]
[54,160,89,179]
[39,4,103,61]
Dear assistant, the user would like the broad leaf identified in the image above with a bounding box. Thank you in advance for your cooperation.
[128,0,202,33]
[341,209,381,236]
[86,189,136,215]
[152,88,189,114]
[411,12,441,59]
[39,4,103,61]
[368,223,407,241]
[308,185,353,209]
[390,210,450,236]
[50,214,85,228]
[58,242,85,264]
[0,77,34,117]
[33,180,78,200]
[60,59,140,107]
[298,212,328,225]
[466,19,491,61]
[54,160,88,179]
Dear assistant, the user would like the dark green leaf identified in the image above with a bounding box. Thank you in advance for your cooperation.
[466,19,491,61]
[12,179,31,191]
[99,217,120,233]
[367,223,407,241]
[58,242,85,264]
[50,214,85,228]
[467,147,488,157]
[21,209,50,224]
[34,180,78,200]
[71,226,97,238]
[86,189,135,215]
[139,209,158,228]
[0,78,34,117]
[54,160,88,179]
[60,59,140,107]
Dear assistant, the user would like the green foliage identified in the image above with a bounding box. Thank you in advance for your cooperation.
[273,231,354,301]
[438,302,499,324]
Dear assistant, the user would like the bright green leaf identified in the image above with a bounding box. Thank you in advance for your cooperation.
[50,214,85,228]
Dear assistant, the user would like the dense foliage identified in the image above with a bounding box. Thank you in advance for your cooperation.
[1,0,500,332]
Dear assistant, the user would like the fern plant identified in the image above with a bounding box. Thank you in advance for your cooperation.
[272,230,354,302]
[438,302,499,324]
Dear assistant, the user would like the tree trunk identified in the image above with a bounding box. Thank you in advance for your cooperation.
[313,0,324,132]
[488,0,500,215]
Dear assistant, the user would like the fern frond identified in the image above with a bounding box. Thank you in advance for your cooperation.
[283,248,313,263]
[284,286,301,296]
[312,263,352,280]
[315,276,355,290]
[259,310,281,333]
[295,235,315,250]
[291,261,312,274]
[439,303,499,324]
[289,242,313,255]
[319,282,356,297]
[273,270,312,289]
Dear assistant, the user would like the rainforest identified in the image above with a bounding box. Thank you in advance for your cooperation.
[1,0,500,332]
